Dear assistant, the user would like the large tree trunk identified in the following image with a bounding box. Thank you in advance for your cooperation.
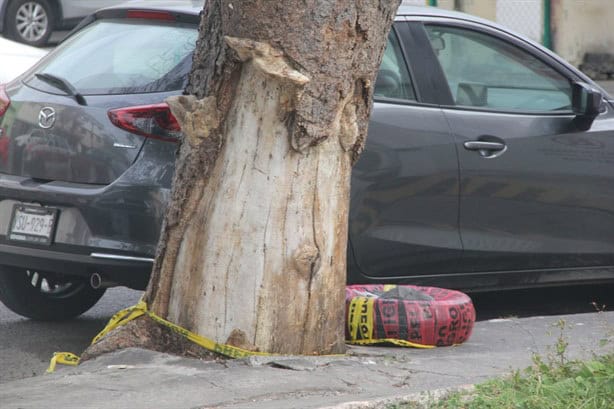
[96,0,400,357]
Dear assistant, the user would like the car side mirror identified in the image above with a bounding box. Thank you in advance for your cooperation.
[572,81,603,130]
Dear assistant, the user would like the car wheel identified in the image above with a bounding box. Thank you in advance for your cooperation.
[0,265,105,320]
[5,0,54,46]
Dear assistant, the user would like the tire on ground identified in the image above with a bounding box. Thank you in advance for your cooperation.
[5,0,54,46]
[346,284,476,347]
[0,265,105,320]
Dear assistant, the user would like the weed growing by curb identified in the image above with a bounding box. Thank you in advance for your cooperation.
[387,354,613,409]
[436,353,613,409]
[387,317,614,409]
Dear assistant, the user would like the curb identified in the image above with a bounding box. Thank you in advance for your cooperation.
[320,384,475,409]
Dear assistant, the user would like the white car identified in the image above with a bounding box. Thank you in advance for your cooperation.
[0,36,46,82]
[0,0,126,46]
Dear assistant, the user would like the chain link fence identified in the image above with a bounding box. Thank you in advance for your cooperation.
[495,0,544,44]
[402,1,549,47]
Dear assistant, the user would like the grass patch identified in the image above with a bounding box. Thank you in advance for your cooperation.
[434,354,613,409]
[388,354,613,409]
[388,317,614,409]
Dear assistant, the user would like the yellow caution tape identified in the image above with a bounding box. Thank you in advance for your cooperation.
[49,289,435,373]
[347,338,434,348]
[48,298,304,373]
[47,352,80,373]
[346,296,434,349]
[134,299,276,359]
[91,300,148,345]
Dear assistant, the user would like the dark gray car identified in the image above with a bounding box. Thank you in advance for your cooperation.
[1,2,613,320]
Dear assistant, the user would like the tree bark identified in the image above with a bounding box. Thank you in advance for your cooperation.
[95,0,400,357]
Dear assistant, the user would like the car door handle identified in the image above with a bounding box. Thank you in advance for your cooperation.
[463,141,505,151]
[463,140,507,158]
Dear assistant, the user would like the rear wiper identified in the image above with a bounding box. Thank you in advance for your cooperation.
[35,72,87,106]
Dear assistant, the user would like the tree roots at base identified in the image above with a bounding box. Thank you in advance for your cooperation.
[81,317,222,363]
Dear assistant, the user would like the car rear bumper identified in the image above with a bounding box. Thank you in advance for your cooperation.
[0,138,173,289]
[0,240,152,289]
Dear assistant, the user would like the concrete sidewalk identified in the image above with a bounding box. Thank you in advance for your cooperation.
[0,311,611,409]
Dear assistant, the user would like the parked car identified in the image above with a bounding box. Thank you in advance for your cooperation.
[0,0,125,46]
[1,1,613,320]
[0,36,47,82]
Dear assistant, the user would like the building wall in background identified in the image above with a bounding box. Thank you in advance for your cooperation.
[452,0,496,21]
[550,0,613,67]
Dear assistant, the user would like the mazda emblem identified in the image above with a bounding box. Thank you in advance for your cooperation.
[38,107,56,129]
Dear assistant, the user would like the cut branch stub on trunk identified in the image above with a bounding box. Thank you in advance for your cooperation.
[165,96,221,148]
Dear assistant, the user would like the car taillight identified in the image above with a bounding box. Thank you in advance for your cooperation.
[126,10,176,21]
[108,103,181,142]
[0,85,10,117]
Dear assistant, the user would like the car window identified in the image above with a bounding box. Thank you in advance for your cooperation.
[425,25,572,112]
[31,19,197,95]
[374,30,416,101]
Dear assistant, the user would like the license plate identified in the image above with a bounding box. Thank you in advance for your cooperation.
[9,204,58,245]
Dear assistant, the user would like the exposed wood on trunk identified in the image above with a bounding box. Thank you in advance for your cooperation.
[89,0,400,358]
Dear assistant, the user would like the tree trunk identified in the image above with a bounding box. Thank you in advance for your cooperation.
[99,0,399,357]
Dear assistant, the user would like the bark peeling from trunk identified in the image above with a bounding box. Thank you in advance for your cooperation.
[137,0,401,356]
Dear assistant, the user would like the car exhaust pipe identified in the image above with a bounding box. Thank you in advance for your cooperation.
[90,273,118,289]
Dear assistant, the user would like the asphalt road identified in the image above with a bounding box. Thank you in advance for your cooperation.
[0,287,142,384]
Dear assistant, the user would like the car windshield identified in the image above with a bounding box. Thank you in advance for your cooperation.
[29,19,197,95]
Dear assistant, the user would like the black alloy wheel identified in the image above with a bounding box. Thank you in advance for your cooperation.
[0,265,105,320]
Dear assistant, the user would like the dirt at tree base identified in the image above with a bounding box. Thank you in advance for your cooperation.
[80,317,224,363]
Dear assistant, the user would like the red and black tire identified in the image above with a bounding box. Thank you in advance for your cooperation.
[346,284,476,347]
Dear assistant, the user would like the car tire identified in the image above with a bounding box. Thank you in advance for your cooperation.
[5,0,54,46]
[0,265,105,320]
